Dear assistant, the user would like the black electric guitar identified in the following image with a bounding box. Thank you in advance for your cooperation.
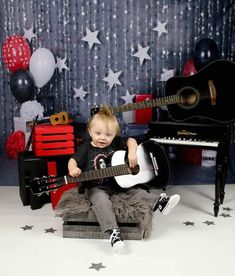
[91,59,235,123]
[30,140,169,195]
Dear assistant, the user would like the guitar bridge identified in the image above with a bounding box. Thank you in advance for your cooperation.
[208,80,216,106]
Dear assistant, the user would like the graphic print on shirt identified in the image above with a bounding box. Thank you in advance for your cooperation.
[91,151,114,184]
[87,148,115,185]
[93,152,113,169]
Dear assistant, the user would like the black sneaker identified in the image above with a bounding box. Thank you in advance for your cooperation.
[110,228,125,253]
[155,193,180,215]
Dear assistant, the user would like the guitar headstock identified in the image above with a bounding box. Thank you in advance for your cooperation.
[30,175,62,196]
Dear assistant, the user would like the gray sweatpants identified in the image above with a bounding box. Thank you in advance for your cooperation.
[85,186,160,233]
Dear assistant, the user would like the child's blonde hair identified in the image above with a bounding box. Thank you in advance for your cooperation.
[87,105,120,136]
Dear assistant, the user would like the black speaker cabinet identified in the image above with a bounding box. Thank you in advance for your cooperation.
[18,152,50,209]
[18,152,71,210]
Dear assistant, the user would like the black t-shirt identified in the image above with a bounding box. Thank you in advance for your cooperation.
[72,136,128,192]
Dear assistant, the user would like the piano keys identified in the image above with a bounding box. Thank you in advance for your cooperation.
[146,121,230,148]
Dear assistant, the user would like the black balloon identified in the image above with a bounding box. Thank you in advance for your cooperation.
[10,69,35,103]
[193,38,220,70]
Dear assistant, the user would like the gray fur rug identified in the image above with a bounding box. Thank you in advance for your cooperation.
[55,188,153,239]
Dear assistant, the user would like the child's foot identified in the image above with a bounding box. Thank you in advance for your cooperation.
[154,193,180,215]
[110,228,125,254]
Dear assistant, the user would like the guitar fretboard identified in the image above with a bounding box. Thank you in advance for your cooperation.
[66,164,131,184]
[111,95,180,114]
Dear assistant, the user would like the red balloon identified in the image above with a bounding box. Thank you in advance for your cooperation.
[1,35,31,72]
[182,58,197,76]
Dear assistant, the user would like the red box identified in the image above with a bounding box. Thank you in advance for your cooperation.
[33,124,75,157]
[135,94,153,124]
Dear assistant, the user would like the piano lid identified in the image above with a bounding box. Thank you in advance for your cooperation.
[147,121,231,142]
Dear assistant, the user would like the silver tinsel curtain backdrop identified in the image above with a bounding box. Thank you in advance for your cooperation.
[0,0,234,151]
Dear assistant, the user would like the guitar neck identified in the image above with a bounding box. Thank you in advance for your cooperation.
[65,164,131,184]
[110,95,180,114]
[32,157,137,195]
[25,115,39,152]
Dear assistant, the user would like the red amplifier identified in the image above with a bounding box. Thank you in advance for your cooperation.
[32,124,75,157]
[134,94,153,124]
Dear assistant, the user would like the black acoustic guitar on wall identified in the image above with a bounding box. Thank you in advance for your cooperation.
[91,59,235,123]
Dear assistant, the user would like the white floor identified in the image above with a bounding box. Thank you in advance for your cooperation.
[1,184,235,276]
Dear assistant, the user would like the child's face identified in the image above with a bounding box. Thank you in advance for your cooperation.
[88,118,117,148]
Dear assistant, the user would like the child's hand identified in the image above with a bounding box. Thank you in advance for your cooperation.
[69,167,82,177]
[128,152,138,168]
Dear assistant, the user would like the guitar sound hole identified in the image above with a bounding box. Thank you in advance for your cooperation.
[178,86,199,110]
[130,164,140,175]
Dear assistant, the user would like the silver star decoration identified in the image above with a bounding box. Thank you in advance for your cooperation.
[82,27,101,49]
[133,44,151,66]
[56,57,69,73]
[103,69,122,89]
[203,220,215,225]
[153,20,168,38]
[183,221,195,226]
[73,86,88,100]
[160,69,175,81]
[89,262,106,271]
[121,90,135,123]
[121,90,135,104]
[21,225,33,230]
[44,227,57,233]
[23,27,37,42]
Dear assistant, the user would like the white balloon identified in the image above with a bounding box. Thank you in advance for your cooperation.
[29,48,56,88]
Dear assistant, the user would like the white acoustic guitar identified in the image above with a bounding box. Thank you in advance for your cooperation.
[30,140,169,195]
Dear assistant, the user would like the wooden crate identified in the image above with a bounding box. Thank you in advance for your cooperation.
[32,124,75,157]
[56,188,153,240]
[62,213,143,240]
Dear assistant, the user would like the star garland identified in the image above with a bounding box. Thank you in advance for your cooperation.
[103,69,122,90]
[160,69,175,81]
[82,27,101,49]
[133,44,151,66]
[56,57,69,73]
[121,90,135,104]
[23,27,37,42]
[153,20,168,38]
[73,86,88,100]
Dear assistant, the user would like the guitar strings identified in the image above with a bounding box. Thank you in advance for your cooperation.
[38,165,161,188]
